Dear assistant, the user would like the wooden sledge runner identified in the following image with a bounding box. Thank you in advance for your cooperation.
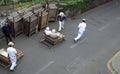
[0,48,24,68]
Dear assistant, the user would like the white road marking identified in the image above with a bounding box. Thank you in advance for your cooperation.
[98,24,110,31]
[70,37,87,48]
[36,61,55,74]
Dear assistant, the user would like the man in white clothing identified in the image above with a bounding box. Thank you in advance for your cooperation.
[7,42,17,71]
[74,19,87,42]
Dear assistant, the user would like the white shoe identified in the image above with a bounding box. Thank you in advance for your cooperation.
[10,64,17,71]
[58,29,61,31]
[10,69,14,72]
[10,68,14,71]
[74,39,77,43]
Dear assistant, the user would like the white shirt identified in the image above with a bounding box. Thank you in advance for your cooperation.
[7,47,17,58]
[78,22,86,32]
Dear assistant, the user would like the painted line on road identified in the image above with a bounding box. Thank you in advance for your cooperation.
[36,61,55,74]
[70,37,87,48]
[107,51,120,74]
[98,24,110,31]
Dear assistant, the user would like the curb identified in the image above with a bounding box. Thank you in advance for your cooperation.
[107,51,120,74]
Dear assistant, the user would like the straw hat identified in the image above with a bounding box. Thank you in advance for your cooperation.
[82,19,86,22]
[59,12,64,16]
[8,42,14,46]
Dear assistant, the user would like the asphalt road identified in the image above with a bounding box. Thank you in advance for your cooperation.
[0,1,120,74]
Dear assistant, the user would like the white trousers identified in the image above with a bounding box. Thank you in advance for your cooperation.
[10,56,17,70]
[58,21,64,31]
[74,31,84,41]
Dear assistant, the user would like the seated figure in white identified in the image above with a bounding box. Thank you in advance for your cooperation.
[44,27,52,36]
[50,29,61,39]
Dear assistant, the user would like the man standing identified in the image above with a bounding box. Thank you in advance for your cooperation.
[7,42,17,71]
[74,19,87,42]
[2,22,13,44]
[57,12,66,31]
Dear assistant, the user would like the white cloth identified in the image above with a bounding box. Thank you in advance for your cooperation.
[44,30,52,36]
[50,32,60,38]
[50,32,58,38]
[58,21,64,31]
[7,47,17,70]
[74,22,86,41]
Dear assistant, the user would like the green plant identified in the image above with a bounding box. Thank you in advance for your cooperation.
[15,2,33,11]
[15,0,47,11]
[63,0,94,11]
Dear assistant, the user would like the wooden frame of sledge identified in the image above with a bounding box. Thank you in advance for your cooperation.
[0,48,24,68]
[41,35,65,48]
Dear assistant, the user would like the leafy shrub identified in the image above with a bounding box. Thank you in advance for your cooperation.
[63,0,94,11]
[15,2,33,11]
